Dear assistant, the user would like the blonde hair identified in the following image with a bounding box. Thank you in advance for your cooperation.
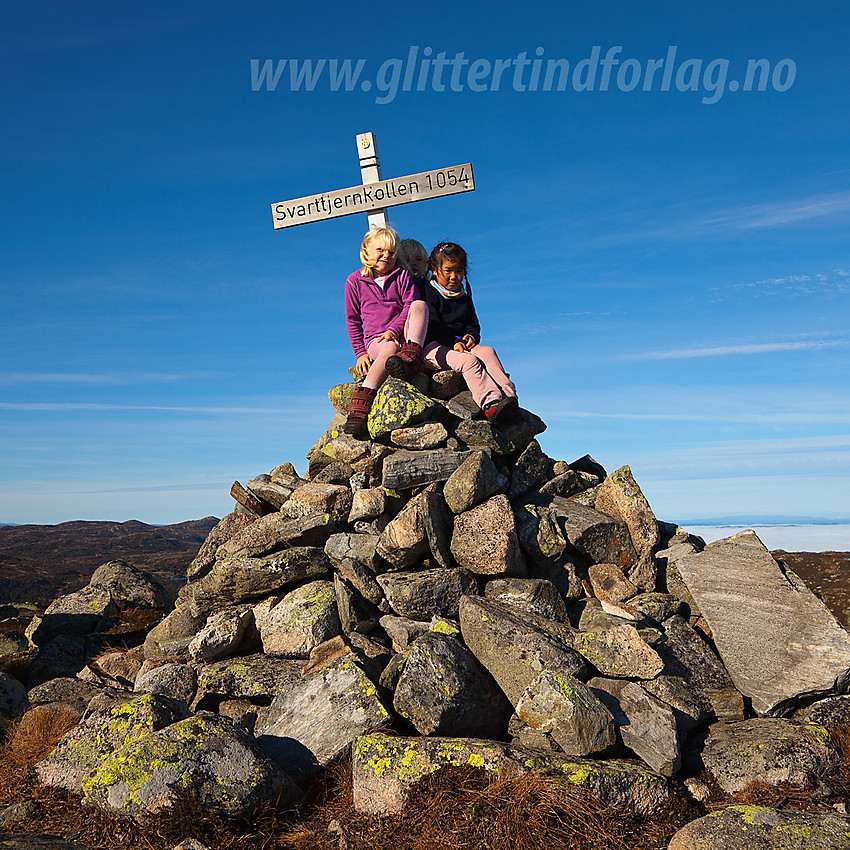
[398,238,428,273]
[359,225,399,277]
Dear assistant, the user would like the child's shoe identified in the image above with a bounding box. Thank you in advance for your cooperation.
[385,341,423,381]
[344,385,377,439]
[483,395,518,425]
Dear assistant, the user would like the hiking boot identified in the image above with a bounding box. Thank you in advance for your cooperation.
[344,385,377,439]
[483,395,518,425]
[385,341,423,381]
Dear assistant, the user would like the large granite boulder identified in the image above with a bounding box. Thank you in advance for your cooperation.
[392,632,511,737]
[216,511,336,559]
[36,693,191,795]
[515,670,616,756]
[367,378,440,441]
[675,531,850,715]
[377,569,477,620]
[459,596,588,704]
[669,805,850,850]
[256,580,340,658]
[0,671,29,719]
[255,656,391,776]
[701,717,839,793]
[451,495,526,577]
[189,547,331,610]
[82,713,296,821]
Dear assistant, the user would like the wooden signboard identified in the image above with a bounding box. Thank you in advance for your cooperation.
[271,133,474,230]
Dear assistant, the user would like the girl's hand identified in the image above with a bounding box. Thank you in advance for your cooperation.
[462,335,476,350]
[355,352,373,377]
[379,330,398,344]
[453,341,467,353]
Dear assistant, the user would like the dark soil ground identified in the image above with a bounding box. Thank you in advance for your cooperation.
[774,550,850,629]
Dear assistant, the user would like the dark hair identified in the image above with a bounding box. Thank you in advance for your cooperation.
[428,242,470,289]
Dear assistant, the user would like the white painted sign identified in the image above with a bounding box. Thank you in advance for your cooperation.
[270,133,474,230]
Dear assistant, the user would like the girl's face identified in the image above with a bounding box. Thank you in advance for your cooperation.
[363,239,397,276]
[433,257,465,291]
[407,252,428,279]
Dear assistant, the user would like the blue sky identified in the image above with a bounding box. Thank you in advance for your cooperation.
[2,1,848,535]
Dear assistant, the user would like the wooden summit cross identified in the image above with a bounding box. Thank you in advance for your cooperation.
[270,132,474,230]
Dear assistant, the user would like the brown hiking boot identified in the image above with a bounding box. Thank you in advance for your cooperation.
[385,341,423,381]
[483,395,518,425]
[344,385,377,439]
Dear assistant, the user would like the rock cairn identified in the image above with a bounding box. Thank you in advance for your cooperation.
[5,371,850,849]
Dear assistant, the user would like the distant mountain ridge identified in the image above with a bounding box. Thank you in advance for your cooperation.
[0,517,219,607]
[677,516,850,527]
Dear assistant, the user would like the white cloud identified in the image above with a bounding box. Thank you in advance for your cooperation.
[0,371,220,385]
[705,191,850,230]
[713,269,850,299]
[0,401,325,414]
[619,338,848,361]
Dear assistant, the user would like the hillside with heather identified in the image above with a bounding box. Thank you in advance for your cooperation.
[0,518,218,607]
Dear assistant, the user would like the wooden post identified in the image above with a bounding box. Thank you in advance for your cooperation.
[356,132,388,229]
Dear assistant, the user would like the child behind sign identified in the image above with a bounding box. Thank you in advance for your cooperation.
[343,226,428,438]
[422,241,518,423]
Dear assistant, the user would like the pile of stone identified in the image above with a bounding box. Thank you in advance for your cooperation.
[5,372,850,850]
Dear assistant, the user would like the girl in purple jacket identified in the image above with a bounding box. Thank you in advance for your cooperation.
[343,225,428,437]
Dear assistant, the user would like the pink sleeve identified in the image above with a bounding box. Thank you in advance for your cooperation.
[344,276,366,358]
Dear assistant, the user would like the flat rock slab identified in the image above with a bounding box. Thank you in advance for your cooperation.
[382,449,470,490]
[668,805,850,850]
[352,733,669,816]
[190,547,331,610]
[675,531,850,715]
[217,511,335,559]
[192,653,304,704]
[377,568,477,620]
[701,717,839,793]
[256,656,391,777]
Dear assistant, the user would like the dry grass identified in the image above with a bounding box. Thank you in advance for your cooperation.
[279,761,699,850]
[0,704,79,793]
[7,711,850,849]
[0,714,697,850]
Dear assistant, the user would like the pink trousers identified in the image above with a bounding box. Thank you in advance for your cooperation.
[362,300,428,389]
[423,342,516,411]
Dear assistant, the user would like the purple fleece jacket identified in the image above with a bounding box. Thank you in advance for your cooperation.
[344,265,419,358]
